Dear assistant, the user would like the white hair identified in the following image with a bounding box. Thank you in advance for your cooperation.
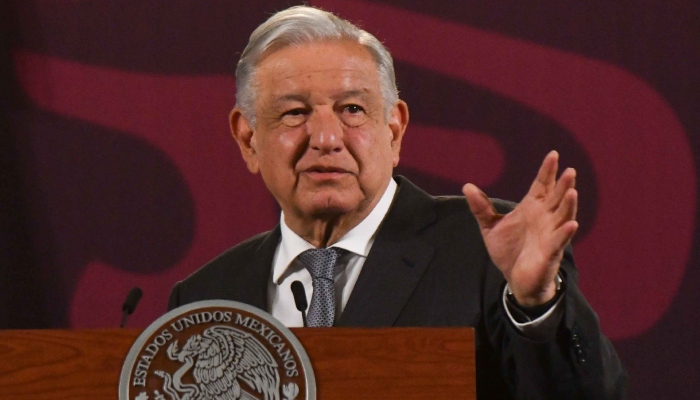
[235,5,399,126]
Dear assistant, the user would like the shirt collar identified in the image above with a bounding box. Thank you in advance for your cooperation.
[272,178,398,284]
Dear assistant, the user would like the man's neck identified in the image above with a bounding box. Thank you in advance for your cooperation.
[283,179,396,248]
[285,203,375,248]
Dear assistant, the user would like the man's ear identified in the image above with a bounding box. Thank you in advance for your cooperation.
[229,108,260,174]
[388,100,409,167]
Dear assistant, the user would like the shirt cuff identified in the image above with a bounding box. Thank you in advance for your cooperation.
[502,285,565,341]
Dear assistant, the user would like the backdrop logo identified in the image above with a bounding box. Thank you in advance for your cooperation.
[120,301,315,400]
[10,0,694,341]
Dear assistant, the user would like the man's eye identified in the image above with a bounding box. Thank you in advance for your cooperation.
[344,105,364,114]
[284,109,305,116]
[280,109,307,127]
[340,104,367,127]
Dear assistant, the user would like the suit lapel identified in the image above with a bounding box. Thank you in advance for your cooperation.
[233,226,281,311]
[338,177,437,327]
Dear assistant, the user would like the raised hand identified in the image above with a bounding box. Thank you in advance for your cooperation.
[463,151,578,306]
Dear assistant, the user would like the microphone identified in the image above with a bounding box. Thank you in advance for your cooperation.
[120,287,143,328]
[290,281,308,327]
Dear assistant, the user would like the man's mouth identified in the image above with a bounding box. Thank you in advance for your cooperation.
[301,166,351,180]
[304,166,348,173]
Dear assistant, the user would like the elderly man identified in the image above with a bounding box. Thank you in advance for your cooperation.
[169,6,627,399]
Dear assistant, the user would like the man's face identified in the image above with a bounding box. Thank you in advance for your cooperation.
[231,40,408,224]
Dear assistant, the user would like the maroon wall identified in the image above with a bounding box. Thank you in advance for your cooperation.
[2,1,698,398]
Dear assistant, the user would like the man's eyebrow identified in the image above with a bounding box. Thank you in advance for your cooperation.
[272,94,308,105]
[334,90,370,102]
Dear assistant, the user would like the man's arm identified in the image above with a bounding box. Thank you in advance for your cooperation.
[479,239,627,399]
[465,152,627,398]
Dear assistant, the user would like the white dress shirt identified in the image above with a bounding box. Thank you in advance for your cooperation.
[268,178,561,333]
[268,179,398,327]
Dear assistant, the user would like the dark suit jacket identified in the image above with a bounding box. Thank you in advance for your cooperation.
[169,176,627,399]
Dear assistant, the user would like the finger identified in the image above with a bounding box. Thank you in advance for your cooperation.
[550,220,579,253]
[528,150,559,199]
[463,183,500,230]
[554,188,578,227]
[548,167,576,210]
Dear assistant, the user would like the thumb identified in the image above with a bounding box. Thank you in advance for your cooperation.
[463,183,499,230]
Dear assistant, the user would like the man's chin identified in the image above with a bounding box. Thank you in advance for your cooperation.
[300,194,364,218]
[305,201,357,217]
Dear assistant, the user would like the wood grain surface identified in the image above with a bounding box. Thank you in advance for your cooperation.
[296,327,475,399]
[0,327,474,399]
[0,329,139,399]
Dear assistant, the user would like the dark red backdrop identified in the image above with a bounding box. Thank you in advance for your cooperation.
[1,1,698,398]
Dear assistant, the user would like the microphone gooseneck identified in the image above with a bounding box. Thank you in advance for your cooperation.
[290,280,308,327]
[120,287,143,328]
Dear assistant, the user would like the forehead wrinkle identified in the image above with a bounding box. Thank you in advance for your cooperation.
[274,66,370,81]
[266,69,367,97]
[256,45,383,115]
[333,89,371,102]
[271,94,309,106]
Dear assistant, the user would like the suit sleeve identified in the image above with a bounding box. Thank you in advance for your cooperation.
[481,247,628,399]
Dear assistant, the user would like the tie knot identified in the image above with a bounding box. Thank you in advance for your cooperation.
[298,247,341,280]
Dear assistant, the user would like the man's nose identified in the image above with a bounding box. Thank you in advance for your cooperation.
[307,108,343,154]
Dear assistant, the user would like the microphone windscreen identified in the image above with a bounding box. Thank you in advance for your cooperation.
[290,281,308,312]
[122,287,143,314]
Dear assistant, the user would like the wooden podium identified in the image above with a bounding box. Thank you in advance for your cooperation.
[0,327,475,399]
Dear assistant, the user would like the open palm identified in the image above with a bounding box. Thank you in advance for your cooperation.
[463,151,578,306]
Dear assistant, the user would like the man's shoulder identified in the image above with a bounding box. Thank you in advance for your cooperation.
[182,230,275,283]
[168,229,278,309]
[392,176,516,229]
[431,194,516,217]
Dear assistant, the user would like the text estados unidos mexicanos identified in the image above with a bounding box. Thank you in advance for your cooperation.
[132,311,300,387]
